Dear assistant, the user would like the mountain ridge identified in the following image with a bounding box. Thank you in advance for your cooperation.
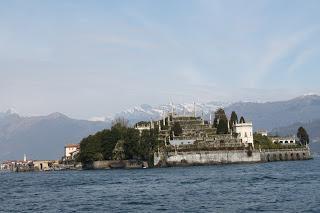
[1,94,320,160]
[0,112,109,160]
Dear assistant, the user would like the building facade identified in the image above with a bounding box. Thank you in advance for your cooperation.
[65,144,80,160]
[271,137,297,145]
[233,122,254,147]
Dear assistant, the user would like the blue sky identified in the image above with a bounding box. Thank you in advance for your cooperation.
[1,0,320,119]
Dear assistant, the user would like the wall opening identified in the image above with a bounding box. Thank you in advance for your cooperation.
[273,154,277,161]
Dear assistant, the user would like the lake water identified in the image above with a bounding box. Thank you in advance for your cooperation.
[1,157,320,213]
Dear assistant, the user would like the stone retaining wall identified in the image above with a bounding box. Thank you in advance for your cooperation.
[260,148,312,162]
[155,150,261,166]
[154,148,312,167]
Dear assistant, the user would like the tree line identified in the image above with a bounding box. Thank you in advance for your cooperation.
[214,108,245,134]
[78,119,161,166]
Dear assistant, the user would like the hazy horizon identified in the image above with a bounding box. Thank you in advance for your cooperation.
[2,93,319,121]
[2,1,320,119]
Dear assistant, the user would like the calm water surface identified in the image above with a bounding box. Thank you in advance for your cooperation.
[1,157,320,213]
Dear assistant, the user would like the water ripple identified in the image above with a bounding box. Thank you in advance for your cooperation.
[1,158,320,212]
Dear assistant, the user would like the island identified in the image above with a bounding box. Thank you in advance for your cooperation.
[77,107,312,169]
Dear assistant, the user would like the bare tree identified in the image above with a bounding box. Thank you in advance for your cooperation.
[112,117,129,128]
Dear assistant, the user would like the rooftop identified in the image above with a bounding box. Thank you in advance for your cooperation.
[65,144,80,148]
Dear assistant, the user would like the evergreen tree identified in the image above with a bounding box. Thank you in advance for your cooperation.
[239,116,245,123]
[123,128,140,159]
[229,111,238,129]
[297,127,309,145]
[214,108,228,128]
[217,119,229,134]
[214,108,229,134]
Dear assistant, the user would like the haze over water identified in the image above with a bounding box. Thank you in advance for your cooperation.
[1,157,319,212]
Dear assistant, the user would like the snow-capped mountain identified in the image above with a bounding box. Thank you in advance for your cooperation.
[111,101,231,125]
[2,94,320,161]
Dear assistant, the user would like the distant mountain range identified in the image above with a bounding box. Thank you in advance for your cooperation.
[1,94,320,160]
[225,95,320,131]
[0,111,108,160]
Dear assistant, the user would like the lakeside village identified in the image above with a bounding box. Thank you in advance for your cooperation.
[0,105,312,172]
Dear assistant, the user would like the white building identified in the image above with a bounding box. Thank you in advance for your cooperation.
[257,130,268,136]
[135,121,154,135]
[272,137,296,145]
[65,144,80,159]
[233,122,254,148]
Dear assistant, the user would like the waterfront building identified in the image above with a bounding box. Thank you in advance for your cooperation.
[64,144,80,160]
[233,122,254,148]
[134,121,154,135]
[0,161,12,170]
[0,159,33,172]
[271,136,297,145]
[33,160,58,171]
[257,130,268,136]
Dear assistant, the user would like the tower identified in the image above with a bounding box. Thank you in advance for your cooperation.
[234,122,254,148]
[23,154,27,162]
[201,110,204,125]
[193,101,196,117]
[163,110,166,126]
[170,101,174,116]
